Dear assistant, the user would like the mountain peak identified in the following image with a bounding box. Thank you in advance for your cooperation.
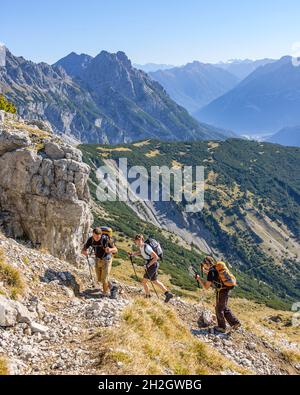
[93,50,132,69]
[1,48,228,144]
[54,52,92,77]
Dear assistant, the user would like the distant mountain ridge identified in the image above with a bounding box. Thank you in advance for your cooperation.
[0,48,230,144]
[215,58,275,80]
[149,62,239,114]
[267,126,300,147]
[196,56,300,135]
[133,63,176,72]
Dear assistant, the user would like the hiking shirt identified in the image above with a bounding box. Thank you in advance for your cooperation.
[140,244,158,266]
[85,235,115,260]
[207,267,222,289]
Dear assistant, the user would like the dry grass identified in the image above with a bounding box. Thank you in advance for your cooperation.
[93,297,244,375]
[0,248,24,299]
[132,140,151,147]
[145,149,161,158]
[280,349,300,364]
[97,147,132,152]
[207,142,220,150]
[230,298,300,346]
[0,357,9,375]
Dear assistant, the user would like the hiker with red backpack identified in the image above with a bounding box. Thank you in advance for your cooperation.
[195,256,241,333]
[129,234,173,303]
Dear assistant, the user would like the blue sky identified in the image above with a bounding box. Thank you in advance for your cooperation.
[1,0,299,65]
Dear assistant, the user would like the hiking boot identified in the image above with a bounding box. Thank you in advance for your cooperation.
[231,322,241,330]
[110,286,118,299]
[164,291,173,303]
[213,326,226,334]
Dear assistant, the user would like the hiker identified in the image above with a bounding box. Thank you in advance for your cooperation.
[129,234,173,303]
[195,256,241,333]
[82,227,118,298]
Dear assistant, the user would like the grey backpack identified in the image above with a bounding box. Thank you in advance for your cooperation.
[144,237,163,260]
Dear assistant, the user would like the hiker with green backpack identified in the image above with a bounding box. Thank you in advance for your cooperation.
[195,256,241,333]
[129,234,173,303]
[82,227,118,299]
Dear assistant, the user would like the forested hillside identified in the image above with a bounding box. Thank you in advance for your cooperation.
[80,139,300,310]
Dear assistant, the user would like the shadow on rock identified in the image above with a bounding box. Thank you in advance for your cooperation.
[41,269,80,296]
[191,328,231,339]
[80,288,106,300]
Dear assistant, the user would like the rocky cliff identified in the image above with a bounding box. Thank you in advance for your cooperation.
[0,110,92,263]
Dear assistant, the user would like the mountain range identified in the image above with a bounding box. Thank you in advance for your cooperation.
[196,56,300,135]
[148,58,276,116]
[214,58,275,80]
[133,63,176,72]
[149,62,239,113]
[0,48,229,144]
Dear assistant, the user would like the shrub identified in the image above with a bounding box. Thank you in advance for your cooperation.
[0,94,17,114]
[0,248,24,299]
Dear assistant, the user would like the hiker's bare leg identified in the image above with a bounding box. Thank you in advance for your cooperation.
[142,278,150,295]
[153,280,168,293]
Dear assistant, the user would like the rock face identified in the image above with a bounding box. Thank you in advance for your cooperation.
[0,112,92,263]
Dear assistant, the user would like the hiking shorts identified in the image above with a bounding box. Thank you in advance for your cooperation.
[144,263,159,281]
[95,258,112,285]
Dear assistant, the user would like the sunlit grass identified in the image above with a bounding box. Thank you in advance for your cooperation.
[92,297,245,375]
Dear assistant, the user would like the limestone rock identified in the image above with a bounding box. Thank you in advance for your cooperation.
[44,142,65,159]
[0,117,92,263]
[0,129,31,155]
[15,301,34,324]
[30,322,49,334]
[198,309,215,328]
[24,119,53,133]
[0,295,18,327]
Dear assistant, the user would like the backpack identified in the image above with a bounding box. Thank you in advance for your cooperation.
[214,262,237,288]
[100,226,113,238]
[144,237,163,260]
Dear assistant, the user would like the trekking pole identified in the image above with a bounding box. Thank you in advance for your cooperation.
[145,266,159,299]
[129,255,139,282]
[193,268,201,288]
[188,265,205,310]
[86,255,95,287]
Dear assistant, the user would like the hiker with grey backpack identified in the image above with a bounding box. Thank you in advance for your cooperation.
[129,234,173,303]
